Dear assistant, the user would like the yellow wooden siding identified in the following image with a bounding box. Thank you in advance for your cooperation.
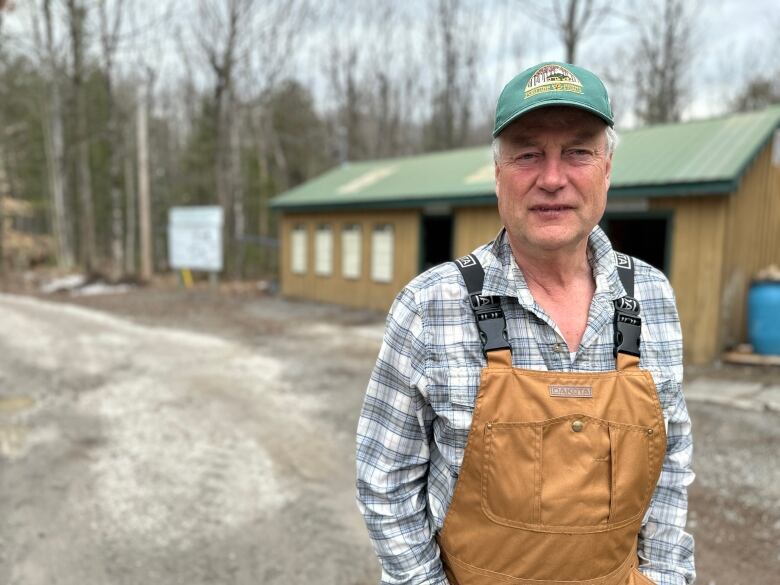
[280,210,420,312]
[650,196,728,364]
[720,144,780,348]
[453,206,502,256]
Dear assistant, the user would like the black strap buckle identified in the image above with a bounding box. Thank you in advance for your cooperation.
[469,294,510,353]
[613,296,641,357]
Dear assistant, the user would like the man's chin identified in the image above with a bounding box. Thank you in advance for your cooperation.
[520,232,588,255]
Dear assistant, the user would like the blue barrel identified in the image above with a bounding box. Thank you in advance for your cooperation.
[748,281,780,355]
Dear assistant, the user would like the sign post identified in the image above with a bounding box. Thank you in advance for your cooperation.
[168,206,223,287]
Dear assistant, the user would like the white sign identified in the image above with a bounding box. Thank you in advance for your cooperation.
[168,206,224,271]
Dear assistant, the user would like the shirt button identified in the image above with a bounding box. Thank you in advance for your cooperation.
[554,343,563,352]
[571,420,584,432]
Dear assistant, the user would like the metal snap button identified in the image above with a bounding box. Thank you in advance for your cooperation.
[554,343,562,352]
[571,420,584,432]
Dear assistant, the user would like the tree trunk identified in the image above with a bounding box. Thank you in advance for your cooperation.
[75,100,96,272]
[136,85,153,282]
[109,125,124,280]
[0,154,5,277]
[124,123,136,275]
[215,81,234,277]
[67,0,97,273]
[43,88,74,269]
[230,96,244,279]
[99,0,126,280]
[42,0,74,269]
[564,0,579,63]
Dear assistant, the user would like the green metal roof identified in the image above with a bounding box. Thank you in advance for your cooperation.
[272,107,780,211]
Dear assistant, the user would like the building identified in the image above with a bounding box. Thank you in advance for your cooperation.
[271,107,780,364]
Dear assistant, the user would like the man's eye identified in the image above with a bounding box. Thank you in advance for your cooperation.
[516,152,538,161]
[568,149,592,157]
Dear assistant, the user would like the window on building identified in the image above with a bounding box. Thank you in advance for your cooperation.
[291,225,307,275]
[315,224,333,276]
[371,224,394,283]
[341,224,362,279]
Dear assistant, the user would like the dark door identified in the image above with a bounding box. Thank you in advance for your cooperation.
[601,215,670,274]
[421,215,453,271]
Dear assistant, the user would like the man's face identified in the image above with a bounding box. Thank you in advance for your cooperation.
[494,106,612,257]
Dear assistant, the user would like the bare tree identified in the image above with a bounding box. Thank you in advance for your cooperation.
[525,0,610,64]
[32,0,75,269]
[0,0,7,275]
[722,20,780,113]
[627,0,696,125]
[359,1,419,158]
[98,0,127,280]
[327,40,363,162]
[193,0,310,278]
[425,0,483,150]
[193,0,252,278]
[66,0,98,272]
[732,78,780,112]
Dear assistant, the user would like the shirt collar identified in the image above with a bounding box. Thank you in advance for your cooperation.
[481,225,628,302]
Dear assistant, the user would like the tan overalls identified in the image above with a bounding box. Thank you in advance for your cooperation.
[437,253,666,585]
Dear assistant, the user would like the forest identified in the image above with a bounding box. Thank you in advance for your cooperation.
[0,0,777,281]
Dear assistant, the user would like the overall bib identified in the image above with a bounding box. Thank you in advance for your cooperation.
[437,253,666,585]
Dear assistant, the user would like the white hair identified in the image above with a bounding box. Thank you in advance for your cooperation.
[492,125,618,163]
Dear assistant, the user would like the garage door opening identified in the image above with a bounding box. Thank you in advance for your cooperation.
[421,215,453,272]
[601,216,670,274]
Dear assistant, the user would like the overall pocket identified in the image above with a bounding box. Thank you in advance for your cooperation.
[629,567,656,584]
[482,415,651,529]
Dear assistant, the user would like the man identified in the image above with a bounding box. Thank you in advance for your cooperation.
[356,62,694,585]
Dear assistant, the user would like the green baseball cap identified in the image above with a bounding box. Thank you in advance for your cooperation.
[493,61,613,136]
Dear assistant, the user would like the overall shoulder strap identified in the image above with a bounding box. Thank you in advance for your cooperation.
[613,252,641,359]
[453,254,511,355]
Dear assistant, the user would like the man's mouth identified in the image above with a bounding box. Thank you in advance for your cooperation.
[530,205,574,212]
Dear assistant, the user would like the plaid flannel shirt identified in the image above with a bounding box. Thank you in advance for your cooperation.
[356,226,695,585]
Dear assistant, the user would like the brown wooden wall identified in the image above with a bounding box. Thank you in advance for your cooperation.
[650,196,729,364]
[651,143,780,363]
[279,210,420,312]
[453,205,502,256]
[720,144,780,349]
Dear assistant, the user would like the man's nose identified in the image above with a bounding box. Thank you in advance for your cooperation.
[536,155,567,193]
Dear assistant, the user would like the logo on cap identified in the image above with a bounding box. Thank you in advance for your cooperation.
[524,65,583,99]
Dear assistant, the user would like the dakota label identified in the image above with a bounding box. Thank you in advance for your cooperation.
[549,385,593,398]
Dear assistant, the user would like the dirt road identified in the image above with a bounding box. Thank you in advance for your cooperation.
[0,288,778,584]
[0,291,380,585]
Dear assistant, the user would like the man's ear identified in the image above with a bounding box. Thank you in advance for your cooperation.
[604,155,612,190]
[494,163,501,199]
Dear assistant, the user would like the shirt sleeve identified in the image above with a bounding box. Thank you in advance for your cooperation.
[638,279,696,585]
[356,287,449,585]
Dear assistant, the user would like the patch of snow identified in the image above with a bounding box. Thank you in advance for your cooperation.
[70,282,134,297]
[39,274,87,294]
